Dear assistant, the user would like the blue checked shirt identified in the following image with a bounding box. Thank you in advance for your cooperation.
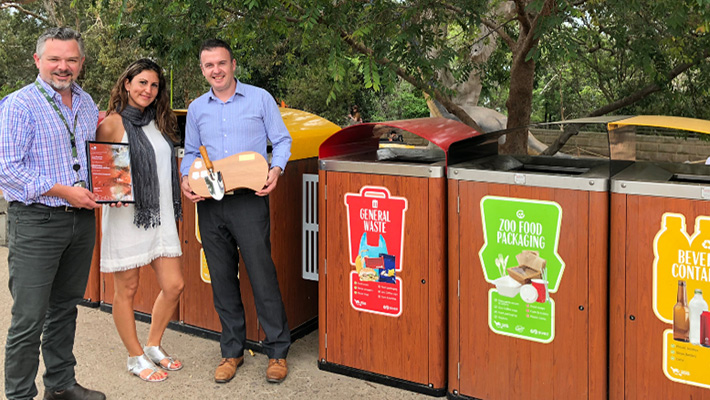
[180,79,292,178]
[0,77,98,206]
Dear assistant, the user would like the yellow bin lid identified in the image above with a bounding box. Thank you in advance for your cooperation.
[279,108,340,161]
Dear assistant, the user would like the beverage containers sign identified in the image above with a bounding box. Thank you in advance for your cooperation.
[655,213,710,388]
[479,196,565,343]
[345,186,407,317]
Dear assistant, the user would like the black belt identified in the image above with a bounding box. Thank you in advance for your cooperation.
[10,201,85,213]
[224,188,254,196]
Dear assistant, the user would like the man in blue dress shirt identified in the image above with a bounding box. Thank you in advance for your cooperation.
[0,27,104,400]
[180,39,292,384]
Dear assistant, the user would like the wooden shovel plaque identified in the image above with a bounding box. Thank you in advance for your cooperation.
[188,151,269,198]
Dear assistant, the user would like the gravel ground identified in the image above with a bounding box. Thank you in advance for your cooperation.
[0,246,431,399]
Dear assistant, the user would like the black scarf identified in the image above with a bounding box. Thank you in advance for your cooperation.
[120,105,182,229]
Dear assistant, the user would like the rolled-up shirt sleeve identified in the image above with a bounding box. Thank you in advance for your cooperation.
[0,98,55,201]
[263,93,291,171]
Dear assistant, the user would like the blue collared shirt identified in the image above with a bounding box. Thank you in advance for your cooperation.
[0,76,98,206]
[180,79,292,177]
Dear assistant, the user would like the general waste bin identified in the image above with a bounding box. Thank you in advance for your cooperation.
[447,150,617,400]
[317,118,481,396]
[177,108,340,348]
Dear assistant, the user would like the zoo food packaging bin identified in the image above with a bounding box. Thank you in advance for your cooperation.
[610,161,710,399]
[318,118,482,396]
[447,153,615,400]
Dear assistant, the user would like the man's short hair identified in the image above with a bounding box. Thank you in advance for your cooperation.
[199,39,233,61]
[36,27,84,58]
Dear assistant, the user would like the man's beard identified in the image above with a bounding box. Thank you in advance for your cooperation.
[48,71,75,91]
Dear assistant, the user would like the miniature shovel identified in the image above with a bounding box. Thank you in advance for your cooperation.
[198,145,225,200]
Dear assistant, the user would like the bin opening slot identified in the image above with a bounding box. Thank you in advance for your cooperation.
[516,164,590,175]
[670,174,710,184]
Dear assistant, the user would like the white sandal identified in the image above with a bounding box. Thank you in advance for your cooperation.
[127,354,167,382]
[143,345,183,371]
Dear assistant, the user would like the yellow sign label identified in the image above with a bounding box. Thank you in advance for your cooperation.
[664,329,710,388]
[200,248,210,283]
[238,153,255,161]
[653,213,710,323]
[194,203,201,244]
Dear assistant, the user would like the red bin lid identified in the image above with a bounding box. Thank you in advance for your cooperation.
[318,117,482,164]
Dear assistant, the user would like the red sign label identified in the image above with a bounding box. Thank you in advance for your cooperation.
[350,272,403,317]
[344,186,408,317]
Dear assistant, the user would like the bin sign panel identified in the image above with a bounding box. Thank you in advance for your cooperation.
[655,213,710,389]
[345,186,408,317]
[479,196,564,343]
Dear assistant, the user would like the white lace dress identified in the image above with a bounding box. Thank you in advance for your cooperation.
[100,121,182,272]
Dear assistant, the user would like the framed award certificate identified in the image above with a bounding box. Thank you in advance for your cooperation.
[86,141,135,203]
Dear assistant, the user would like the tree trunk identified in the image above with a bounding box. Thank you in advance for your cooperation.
[502,51,536,155]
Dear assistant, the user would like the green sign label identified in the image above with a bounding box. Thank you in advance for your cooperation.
[479,196,565,343]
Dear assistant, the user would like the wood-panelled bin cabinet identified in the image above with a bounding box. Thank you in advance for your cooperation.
[97,108,339,349]
[610,161,710,399]
[447,155,611,400]
[318,118,481,396]
[177,108,340,347]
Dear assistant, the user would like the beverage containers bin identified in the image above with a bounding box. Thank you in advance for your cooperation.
[610,159,710,398]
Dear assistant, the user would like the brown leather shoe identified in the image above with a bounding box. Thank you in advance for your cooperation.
[214,357,244,383]
[266,358,288,383]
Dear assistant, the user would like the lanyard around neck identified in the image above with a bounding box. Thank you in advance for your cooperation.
[34,80,79,160]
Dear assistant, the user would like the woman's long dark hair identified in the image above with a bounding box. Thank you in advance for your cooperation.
[107,58,178,142]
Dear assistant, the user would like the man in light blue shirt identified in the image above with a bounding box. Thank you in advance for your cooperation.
[180,39,292,384]
[0,27,103,400]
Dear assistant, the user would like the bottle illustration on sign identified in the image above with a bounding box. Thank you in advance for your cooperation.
[689,289,708,345]
[673,280,690,342]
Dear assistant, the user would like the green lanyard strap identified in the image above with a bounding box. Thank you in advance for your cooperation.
[34,80,85,187]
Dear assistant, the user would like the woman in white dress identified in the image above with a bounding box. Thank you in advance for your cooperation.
[97,59,184,382]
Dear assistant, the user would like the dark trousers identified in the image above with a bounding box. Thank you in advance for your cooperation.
[4,203,96,400]
[197,192,290,360]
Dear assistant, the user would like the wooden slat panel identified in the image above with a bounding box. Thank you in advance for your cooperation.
[447,179,461,394]
[609,192,627,400]
[427,177,447,388]
[587,191,608,399]
[318,168,327,361]
[323,171,433,385]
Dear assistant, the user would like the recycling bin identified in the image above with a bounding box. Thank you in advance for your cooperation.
[178,108,340,347]
[318,118,481,396]
[610,161,710,399]
[447,152,615,400]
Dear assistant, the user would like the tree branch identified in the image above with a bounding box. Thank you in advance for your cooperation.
[541,55,709,155]
[481,18,515,48]
[513,0,531,34]
[338,28,483,132]
[0,2,48,23]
